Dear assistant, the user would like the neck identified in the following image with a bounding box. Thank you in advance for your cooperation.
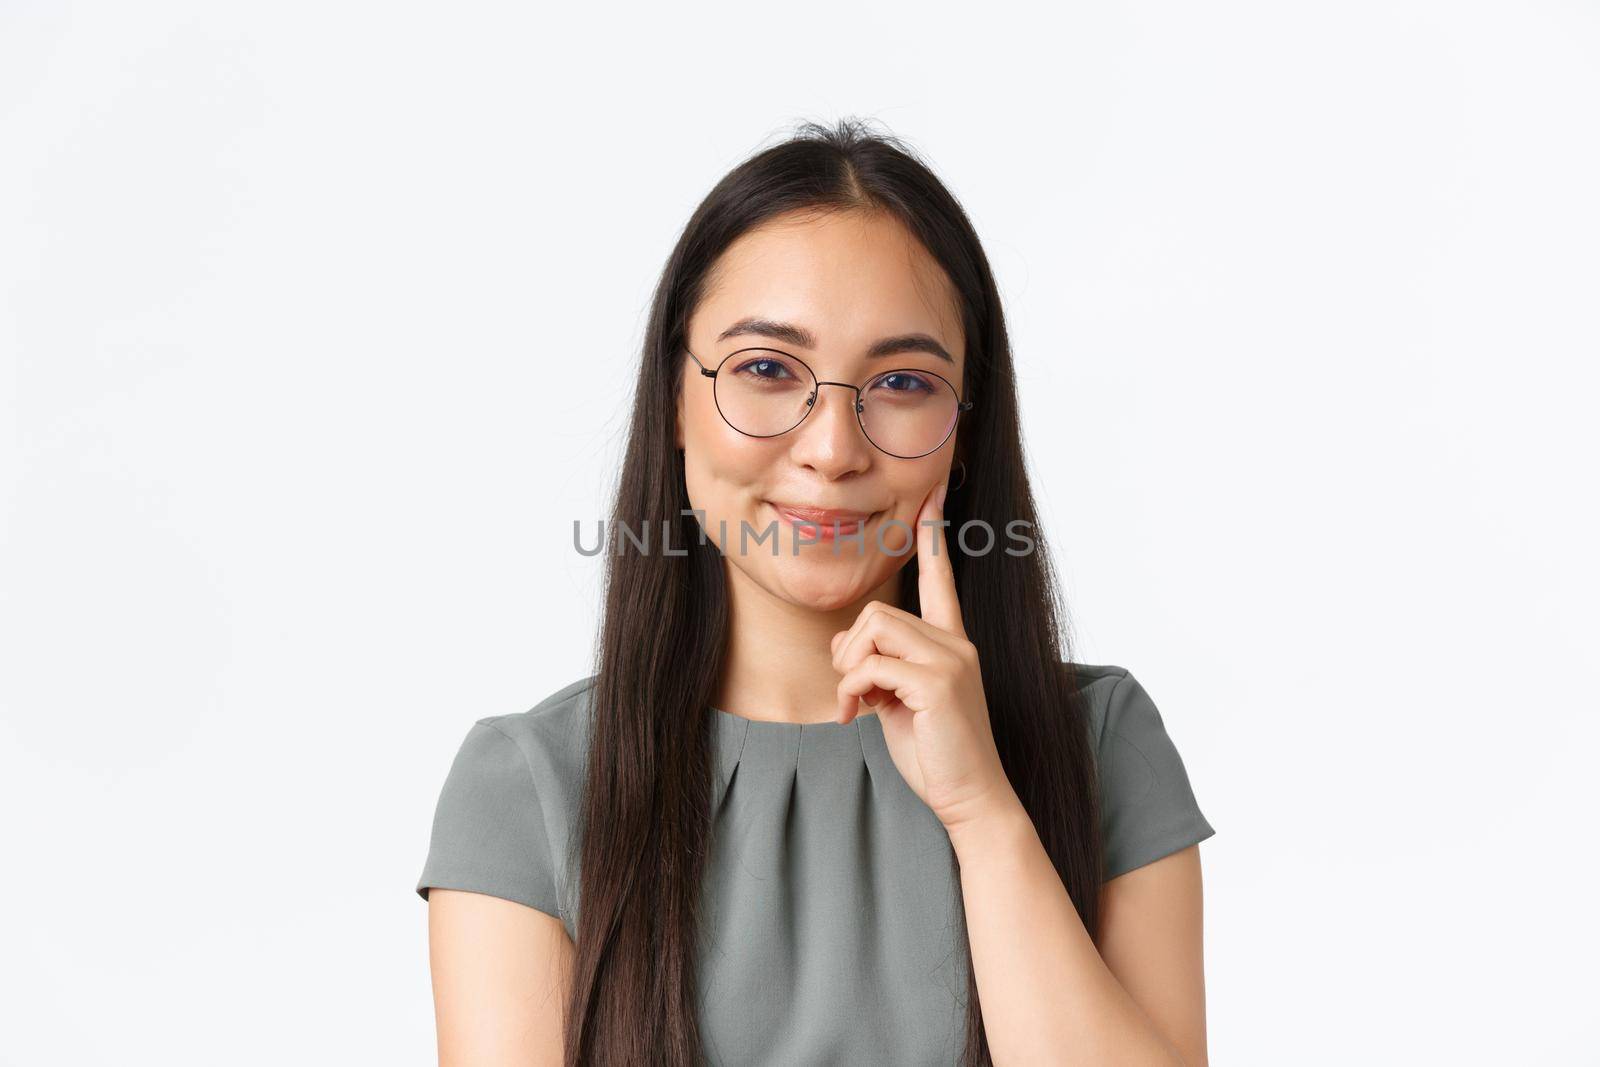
[715,561,902,725]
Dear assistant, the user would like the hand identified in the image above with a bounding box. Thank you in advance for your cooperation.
[829,479,1021,834]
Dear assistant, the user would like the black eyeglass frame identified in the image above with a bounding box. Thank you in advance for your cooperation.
[684,346,975,460]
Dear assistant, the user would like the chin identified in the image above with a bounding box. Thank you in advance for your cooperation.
[765,559,880,613]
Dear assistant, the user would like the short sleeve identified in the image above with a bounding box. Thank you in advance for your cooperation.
[414,720,562,919]
[1096,669,1216,881]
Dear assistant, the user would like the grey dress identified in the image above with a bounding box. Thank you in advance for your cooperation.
[415,663,1216,1065]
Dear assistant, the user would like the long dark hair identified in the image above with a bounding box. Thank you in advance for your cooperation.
[566,117,1101,1066]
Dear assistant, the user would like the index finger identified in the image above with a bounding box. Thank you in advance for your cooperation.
[916,479,965,637]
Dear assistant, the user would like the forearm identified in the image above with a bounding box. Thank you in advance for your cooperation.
[948,797,1185,1066]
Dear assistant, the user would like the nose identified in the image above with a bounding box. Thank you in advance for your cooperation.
[788,382,872,477]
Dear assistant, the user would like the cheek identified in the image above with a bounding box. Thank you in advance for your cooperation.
[685,386,752,457]
[877,469,944,549]
[682,427,778,518]
[888,463,942,510]
[687,380,790,464]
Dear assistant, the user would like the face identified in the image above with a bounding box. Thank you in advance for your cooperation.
[675,208,966,613]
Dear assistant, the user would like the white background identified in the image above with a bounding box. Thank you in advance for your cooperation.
[3,2,1596,1063]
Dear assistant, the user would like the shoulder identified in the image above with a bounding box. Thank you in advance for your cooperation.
[1064,661,1138,744]
[1065,661,1216,879]
[475,674,597,749]
[468,675,598,799]
[419,676,597,926]
[1065,661,1190,771]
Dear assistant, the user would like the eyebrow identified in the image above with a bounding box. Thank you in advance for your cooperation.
[715,317,955,364]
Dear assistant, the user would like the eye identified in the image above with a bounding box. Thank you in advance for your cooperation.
[730,356,799,382]
[870,371,936,396]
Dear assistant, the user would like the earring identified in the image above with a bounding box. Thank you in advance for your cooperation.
[949,460,966,492]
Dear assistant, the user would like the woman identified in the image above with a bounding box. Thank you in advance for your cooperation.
[415,118,1216,1066]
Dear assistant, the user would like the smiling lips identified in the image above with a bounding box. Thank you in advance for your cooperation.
[770,502,874,538]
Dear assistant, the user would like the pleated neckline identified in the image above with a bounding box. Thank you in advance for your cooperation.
[705,705,888,810]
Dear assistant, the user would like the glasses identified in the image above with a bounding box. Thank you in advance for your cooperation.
[685,346,973,459]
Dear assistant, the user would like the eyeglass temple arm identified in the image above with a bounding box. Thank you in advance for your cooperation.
[684,349,716,377]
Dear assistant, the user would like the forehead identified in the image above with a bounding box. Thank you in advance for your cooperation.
[695,209,965,362]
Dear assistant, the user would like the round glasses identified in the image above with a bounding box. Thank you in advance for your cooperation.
[685,347,973,459]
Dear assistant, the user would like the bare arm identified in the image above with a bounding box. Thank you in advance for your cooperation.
[1097,845,1209,1067]
[426,888,575,1066]
[949,802,1209,1065]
